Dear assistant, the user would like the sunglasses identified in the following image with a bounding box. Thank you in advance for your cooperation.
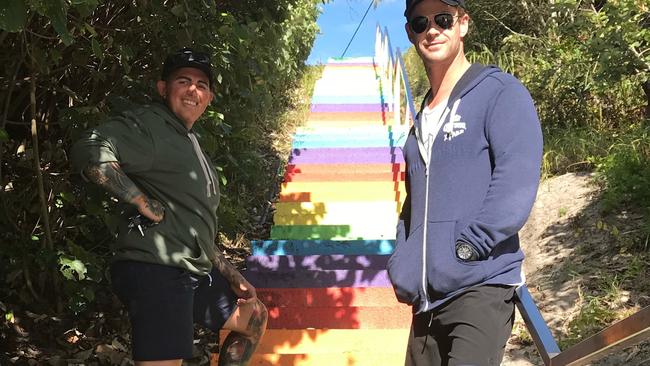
[409,13,458,34]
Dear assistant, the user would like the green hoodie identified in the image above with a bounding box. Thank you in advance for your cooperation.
[71,102,220,275]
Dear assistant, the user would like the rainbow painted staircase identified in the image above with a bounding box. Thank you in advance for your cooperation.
[235,55,413,365]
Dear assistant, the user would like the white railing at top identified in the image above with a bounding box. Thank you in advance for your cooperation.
[374,24,417,127]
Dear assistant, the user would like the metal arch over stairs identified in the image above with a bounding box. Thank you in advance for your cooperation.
[225,25,650,365]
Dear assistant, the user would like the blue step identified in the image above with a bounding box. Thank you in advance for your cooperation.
[251,240,396,256]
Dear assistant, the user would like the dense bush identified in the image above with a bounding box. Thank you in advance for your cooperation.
[0,0,322,315]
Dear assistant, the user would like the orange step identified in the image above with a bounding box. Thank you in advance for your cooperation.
[266,306,411,329]
[279,189,406,203]
[221,329,409,354]
[248,352,406,366]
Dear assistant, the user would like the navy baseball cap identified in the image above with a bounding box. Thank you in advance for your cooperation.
[404,0,466,17]
[161,48,213,86]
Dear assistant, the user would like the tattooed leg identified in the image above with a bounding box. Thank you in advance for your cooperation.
[219,300,268,366]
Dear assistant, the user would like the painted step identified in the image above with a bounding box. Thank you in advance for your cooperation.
[316,76,379,85]
[273,214,398,227]
[251,239,395,256]
[256,287,400,307]
[292,133,407,144]
[311,95,388,105]
[273,213,398,226]
[274,201,400,217]
[248,352,406,366]
[270,224,396,240]
[283,170,405,182]
[279,189,405,203]
[288,147,404,164]
[246,255,389,271]
[286,163,404,175]
[295,125,409,135]
[280,181,404,195]
[266,306,410,329]
[293,128,407,140]
[307,111,394,122]
[244,269,391,288]
[273,202,399,226]
[311,104,389,113]
[221,329,409,354]
[273,201,401,213]
[291,138,400,149]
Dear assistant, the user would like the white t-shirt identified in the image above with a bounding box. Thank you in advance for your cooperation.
[418,98,448,165]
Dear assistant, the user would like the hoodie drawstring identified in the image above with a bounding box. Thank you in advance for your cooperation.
[188,132,218,197]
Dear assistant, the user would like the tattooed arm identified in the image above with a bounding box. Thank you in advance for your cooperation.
[210,252,258,305]
[83,162,164,222]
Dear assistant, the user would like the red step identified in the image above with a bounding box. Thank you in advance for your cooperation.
[257,287,400,307]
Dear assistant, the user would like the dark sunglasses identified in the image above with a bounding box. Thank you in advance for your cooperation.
[409,13,458,34]
[170,49,210,65]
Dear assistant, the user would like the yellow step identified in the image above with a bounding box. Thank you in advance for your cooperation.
[274,201,400,225]
[221,329,409,354]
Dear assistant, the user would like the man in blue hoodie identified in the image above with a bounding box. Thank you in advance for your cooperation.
[387,1,543,365]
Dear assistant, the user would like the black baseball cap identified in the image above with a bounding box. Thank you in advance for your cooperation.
[161,48,213,86]
[404,0,466,17]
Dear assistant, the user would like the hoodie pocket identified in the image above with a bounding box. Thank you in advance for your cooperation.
[426,220,486,298]
[387,223,424,305]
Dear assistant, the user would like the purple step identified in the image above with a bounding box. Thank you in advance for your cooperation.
[243,269,391,288]
[288,147,404,164]
[311,104,387,113]
[246,255,390,271]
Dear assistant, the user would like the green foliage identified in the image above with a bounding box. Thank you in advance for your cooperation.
[594,125,650,215]
[403,47,429,105]
[0,0,323,315]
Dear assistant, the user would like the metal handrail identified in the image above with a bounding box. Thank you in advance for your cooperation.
[374,24,416,127]
[516,285,650,366]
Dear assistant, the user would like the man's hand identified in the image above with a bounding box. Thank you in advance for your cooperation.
[230,273,258,306]
[133,195,165,223]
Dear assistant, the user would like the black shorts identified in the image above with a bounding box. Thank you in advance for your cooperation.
[406,285,516,366]
[110,260,238,361]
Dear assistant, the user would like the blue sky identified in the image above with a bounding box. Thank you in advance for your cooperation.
[307,0,412,64]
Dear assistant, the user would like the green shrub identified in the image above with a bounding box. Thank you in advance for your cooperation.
[595,124,650,215]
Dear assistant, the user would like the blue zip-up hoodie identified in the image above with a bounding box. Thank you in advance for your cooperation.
[387,64,543,314]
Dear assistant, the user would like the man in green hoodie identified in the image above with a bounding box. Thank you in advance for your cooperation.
[71,48,267,366]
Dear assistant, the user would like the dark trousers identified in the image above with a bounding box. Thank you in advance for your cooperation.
[405,285,516,366]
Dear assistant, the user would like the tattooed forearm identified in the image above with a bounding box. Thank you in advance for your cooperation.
[210,253,240,284]
[219,303,267,366]
[83,162,142,204]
